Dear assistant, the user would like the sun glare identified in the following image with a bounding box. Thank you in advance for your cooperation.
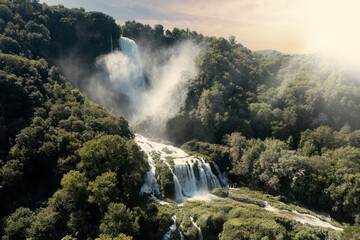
[303,0,360,65]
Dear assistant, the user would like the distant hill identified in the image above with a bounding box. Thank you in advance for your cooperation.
[254,49,284,55]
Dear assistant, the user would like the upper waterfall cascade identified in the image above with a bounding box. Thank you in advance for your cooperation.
[111,37,146,96]
[135,134,222,202]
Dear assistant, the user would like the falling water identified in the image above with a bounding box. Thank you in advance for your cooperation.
[213,162,228,187]
[135,135,161,198]
[190,217,203,240]
[135,134,222,202]
[118,37,146,94]
[163,215,177,240]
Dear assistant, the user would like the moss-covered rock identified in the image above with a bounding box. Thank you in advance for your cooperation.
[228,191,266,207]
[211,188,229,197]
[155,160,175,198]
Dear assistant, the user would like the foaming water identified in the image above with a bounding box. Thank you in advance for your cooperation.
[264,201,342,231]
[118,37,146,94]
[135,134,221,202]
[190,217,203,240]
[162,215,177,240]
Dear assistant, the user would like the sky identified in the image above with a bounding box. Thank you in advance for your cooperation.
[40,0,360,56]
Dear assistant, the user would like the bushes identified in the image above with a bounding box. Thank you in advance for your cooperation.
[228,191,266,207]
[2,207,34,240]
[99,203,139,238]
[155,160,175,199]
[211,188,228,198]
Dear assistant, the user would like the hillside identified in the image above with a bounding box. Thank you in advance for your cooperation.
[0,1,360,239]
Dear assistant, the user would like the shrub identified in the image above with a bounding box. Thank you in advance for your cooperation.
[211,188,229,197]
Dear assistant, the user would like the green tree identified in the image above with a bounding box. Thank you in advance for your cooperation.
[96,233,133,240]
[88,171,119,214]
[28,207,58,240]
[60,170,88,209]
[3,207,34,240]
[99,203,139,237]
[327,147,360,221]
[77,135,129,179]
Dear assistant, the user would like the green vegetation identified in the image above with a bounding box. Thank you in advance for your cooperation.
[155,159,175,199]
[1,0,360,239]
[228,190,266,207]
[181,139,232,173]
[211,188,229,198]
[225,132,360,223]
[166,156,175,170]
[162,147,173,154]
[0,2,173,239]
[0,49,170,238]
[172,197,342,240]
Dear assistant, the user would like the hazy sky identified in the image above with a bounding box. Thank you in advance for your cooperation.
[40,0,360,55]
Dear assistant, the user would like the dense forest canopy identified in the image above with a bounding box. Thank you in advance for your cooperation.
[0,0,360,239]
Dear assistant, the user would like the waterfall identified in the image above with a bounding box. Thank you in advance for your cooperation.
[103,36,146,115]
[117,37,146,94]
[190,217,203,240]
[135,134,161,198]
[163,215,177,240]
[135,134,222,202]
[213,162,228,187]
[173,159,221,201]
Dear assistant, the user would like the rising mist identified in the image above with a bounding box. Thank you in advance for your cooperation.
[97,38,201,137]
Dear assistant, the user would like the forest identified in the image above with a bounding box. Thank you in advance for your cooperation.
[0,0,360,239]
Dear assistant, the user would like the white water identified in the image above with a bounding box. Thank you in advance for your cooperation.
[135,135,161,198]
[118,37,146,94]
[264,202,342,231]
[190,217,203,240]
[99,37,147,121]
[179,230,185,240]
[213,162,228,187]
[135,134,221,202]
[163,215,177,240]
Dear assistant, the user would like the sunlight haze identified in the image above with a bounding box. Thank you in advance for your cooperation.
[40,0,360,57]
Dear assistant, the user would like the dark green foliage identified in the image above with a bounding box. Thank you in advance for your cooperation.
[2,207,34,240]
[181,139,231,172]
[99,203,139,238]
[0,0,359,238]
[88,171,119,215]
[155,160,175,199]
[0,0,119,62]
[60,170,88,209]
[341,226,360,240]
[0,53,134,219]
[77,135,148,205]
[228,191,266,207]
[0,3,152,238]
[27,207,59,240]
[211,188,229,198]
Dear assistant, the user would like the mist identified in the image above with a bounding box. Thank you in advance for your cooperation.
[97,39,200,133]
[56,52,133,118]
[138,41,200,121]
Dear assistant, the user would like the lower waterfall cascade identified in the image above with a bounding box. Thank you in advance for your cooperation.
[135,134,223,202]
